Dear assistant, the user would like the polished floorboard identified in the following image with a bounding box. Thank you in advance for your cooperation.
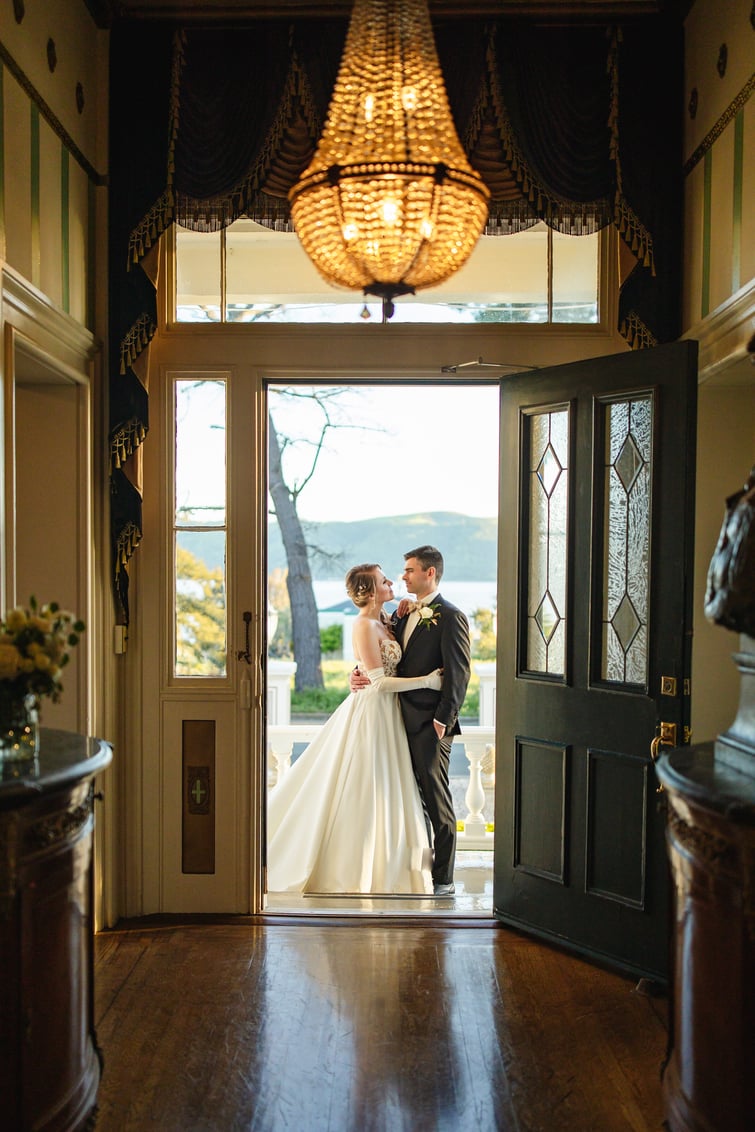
[94,917,668,1131]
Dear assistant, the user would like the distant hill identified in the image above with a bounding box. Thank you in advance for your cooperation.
[269,512,497,580]
[179,512,497,581]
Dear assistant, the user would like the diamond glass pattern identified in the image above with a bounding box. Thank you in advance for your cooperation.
[535,592,561,645]
[526,408,569,676]
[537,444,562,497]
[615,433,643,493]
[612,594,641,651]
[601,396,652,685]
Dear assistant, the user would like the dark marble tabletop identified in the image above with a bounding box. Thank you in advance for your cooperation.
[0,727,112,805]
[657,741,755,824]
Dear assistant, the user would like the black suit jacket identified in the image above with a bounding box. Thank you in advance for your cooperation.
[393,594,471,737]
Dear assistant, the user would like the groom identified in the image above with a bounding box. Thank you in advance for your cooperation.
[351,544,471,896]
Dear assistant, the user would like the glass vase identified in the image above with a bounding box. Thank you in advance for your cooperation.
[0,692,40,762]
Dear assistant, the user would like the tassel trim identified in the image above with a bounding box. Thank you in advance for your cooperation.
[127,188,175,269]
[126,29,184,268]
[619,310,658,351]
[173,51,321,232]
[609,25,655,275]
[478,27,611,231]
[114,520,143,575]
[110,417,148,472]
[615,196,655,275]
[120,313,157,375]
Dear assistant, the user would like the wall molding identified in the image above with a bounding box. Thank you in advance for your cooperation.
[684,72,755,177]
[2,264,97,383]
[0,39,105,186]
[683,277,755,386]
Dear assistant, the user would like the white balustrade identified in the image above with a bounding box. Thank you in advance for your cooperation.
[266,659,297,725]
[475,661,496,727]
[459,736,495,850]
[267,722,495,851]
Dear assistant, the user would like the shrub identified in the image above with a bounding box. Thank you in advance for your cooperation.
[319,623,343,655]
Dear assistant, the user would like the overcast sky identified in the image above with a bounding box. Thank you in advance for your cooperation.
[269,384,501,523]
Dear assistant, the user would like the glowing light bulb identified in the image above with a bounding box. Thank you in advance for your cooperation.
[382,199,399,224]
[364,93,375,123]
[342,223,358,241]
[401,86,418,113]
[420,219,434,239]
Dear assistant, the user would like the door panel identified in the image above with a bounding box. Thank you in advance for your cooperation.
[495,340,698,980]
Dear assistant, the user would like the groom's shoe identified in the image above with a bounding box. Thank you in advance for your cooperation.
[433,882,455,897]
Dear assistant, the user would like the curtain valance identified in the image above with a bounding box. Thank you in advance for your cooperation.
[140,21,622,241]
[109,14,683,622]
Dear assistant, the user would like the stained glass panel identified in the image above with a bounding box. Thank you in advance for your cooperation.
[525,407,569,676]
[601,395,652,685]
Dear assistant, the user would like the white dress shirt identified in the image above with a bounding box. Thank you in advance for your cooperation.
[402,589,440,647]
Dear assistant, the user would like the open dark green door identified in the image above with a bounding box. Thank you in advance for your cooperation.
[495,341,698,981]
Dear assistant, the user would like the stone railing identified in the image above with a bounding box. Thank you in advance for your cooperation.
[267,722,495,851]
[269,658,497,728]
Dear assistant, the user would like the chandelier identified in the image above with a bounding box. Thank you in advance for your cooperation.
[289,0,490,319]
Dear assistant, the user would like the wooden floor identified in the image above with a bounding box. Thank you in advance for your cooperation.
[94,917,669,1132]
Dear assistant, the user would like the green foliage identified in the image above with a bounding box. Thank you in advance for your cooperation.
[319,623,343,655]
[291,660,351,714]
[175,547,226,676]
[291,661,481,719]
[470,607,497,660]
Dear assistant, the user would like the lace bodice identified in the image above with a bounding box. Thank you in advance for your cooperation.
[379,638,402,676]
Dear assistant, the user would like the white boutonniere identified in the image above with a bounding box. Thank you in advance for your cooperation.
[416,602,441,630]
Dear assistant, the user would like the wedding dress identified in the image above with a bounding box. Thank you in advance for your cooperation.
[267,638,434,894]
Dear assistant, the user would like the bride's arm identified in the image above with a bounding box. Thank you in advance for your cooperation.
[365,667,443,693]
[352,619,442,693]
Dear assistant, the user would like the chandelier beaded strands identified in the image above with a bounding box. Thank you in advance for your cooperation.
[289,0,490,320]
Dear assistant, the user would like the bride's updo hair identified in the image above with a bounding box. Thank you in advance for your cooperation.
[345,564,380,608]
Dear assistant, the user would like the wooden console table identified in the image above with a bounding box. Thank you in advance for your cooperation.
[0,728,112,1131]
[656,742,755,1132]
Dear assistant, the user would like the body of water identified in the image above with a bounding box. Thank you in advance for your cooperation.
[314,579,498,621]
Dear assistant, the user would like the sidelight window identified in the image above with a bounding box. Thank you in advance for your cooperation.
[173,377,228,677]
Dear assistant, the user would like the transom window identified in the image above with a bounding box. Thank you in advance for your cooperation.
[174,219,600,325]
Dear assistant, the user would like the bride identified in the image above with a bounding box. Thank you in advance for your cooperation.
[266,563,442,895]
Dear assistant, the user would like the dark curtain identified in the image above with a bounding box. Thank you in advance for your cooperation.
[108,14,683,620]
[616,19,684,348]
[109,21,174,622]
[172,21,344,230]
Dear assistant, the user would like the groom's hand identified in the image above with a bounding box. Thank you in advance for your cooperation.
[349,666,371,693]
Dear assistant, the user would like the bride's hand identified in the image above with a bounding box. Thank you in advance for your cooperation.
[396,597,412,617]
[424,668,443,690]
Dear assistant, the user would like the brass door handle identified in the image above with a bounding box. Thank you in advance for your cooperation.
[650,721,677,761]
[651,722,678,794]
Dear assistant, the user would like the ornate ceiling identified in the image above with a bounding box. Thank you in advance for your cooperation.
[89,1,689,27]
